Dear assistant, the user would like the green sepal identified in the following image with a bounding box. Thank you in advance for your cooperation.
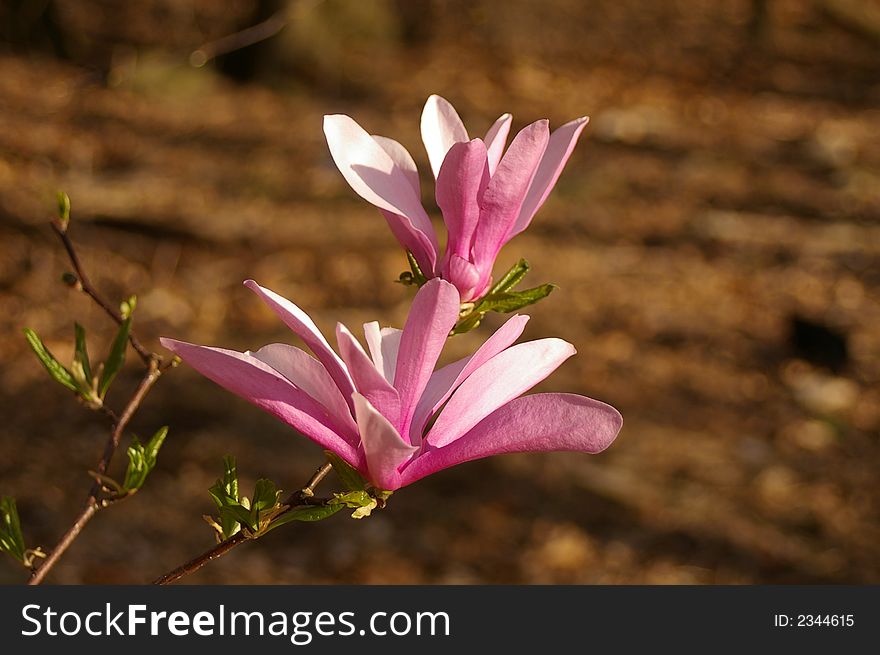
[324,450,367,492]
[99,317,131,398]
[403,251,428,286]
[23,328,78,392]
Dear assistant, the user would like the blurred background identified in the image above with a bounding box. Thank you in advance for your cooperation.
[1,0,879,584]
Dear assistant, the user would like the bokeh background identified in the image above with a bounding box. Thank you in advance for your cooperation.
[1,0,879,584]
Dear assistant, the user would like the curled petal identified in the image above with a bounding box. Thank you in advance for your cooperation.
[393,279,461,441]
[400,393,623,486]
[436,139,490,261]
[410,314,530,441]
[160,338,362,464]
[363,322,402,384]
[248,343,357,435]
[244,280,355,408]
[324,115,438,270]
[421,94,469,179]
[511,116,589,240]
[484,113,512,176]
[336,323,401,428]
[426,338,575,448]
[354,392,418,491]
[472,120,550,289]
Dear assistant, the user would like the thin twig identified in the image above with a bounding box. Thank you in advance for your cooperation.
[51,219,154,366]
[28,360,163,585]
[188,0,325,67]
[153,459,335,585]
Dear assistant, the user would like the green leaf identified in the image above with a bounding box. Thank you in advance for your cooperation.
[73,323,92,382]
[264,503,343,533]
[488,259,530,295]
[23,328,78,392]
[406,251,428,286]
[324,450,367,492]
[0,496,27,563]
[122,426,168,492]
[99,317,131,398]
[208,456,242,539]
[71,323,93,392]
[477,283,557,314]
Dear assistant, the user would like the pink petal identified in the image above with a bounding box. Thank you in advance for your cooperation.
[323,115,438,265]
[372,134,421,196]
[243,280,355,408]
[471,120,550,289]
[426,338,575,448]
[400,393,623,486]
[354,392,418,491]
[409,314,530,441]
[393,278,461,441]
[248,343,357,435]
[436,139,490,261]
[363,322,402,384]
[510,116,589,240]
[421,94,469,179]
[336,323,401,429]
[160,338,362,465]
[484,113,512,175]
[443,254,481,301]
[379,209,438,277]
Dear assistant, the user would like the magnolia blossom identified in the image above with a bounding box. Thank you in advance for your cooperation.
[323,95,589,301]
[161,279,621,491]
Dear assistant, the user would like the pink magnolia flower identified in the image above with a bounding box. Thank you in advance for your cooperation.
[160,278,621,491]
[324,95,589,301]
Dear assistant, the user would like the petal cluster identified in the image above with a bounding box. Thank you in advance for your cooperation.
[161,279,621,491]
[324,95,589,301]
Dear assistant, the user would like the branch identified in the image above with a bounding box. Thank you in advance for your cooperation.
[153,460,335,585]
[51,219,155,366]
[28,359,163,585]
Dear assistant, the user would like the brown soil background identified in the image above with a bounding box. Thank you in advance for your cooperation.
[1,0,879,584]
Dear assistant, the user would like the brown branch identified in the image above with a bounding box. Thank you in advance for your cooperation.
[28,359,163,585]
[188,0,326,67]
[153,459,335,585]
[51,219,155,366]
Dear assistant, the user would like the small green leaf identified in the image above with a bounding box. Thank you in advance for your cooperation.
[56,191,71,229]
[0,496,27,564]
[477,283,557,314]
[331,490,374,508]
[23,328,78,392]
[264,503,343,532]
[72,323,93,389]
[208,456,242,539]
[488,259,530,295]
[99,317,131,398]
[324,450,367,492]
[122,426,168,492]
[220,455,239,502]
[406,251,428,286]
